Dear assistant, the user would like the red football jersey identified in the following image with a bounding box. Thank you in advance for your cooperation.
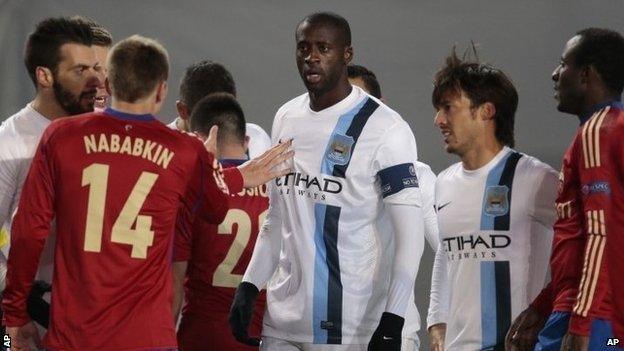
[174,159,268,351]
[606,103,624,339]
[532,103,620,335]
[2,109,243,350]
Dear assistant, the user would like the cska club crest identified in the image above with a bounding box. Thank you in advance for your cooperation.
[326,134,354,166]
[485,185,509,216]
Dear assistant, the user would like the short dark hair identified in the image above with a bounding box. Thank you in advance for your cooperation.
[72,16,113,47]
[190,93,246,145]
[573,28,624,94]
[179,60,236,112]
[108,35,169,103]
[432,50,518,147]
[24,17,94,86]
[298,12,351,47]
[347,64,382,99]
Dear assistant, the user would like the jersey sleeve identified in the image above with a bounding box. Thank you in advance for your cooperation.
[525,161,558,301]
[427,237,450,327]
[373,120,422,207]
[172,203,193,262]
[569,110,616,335]
[416,163,439,251]
[242,181,283,289]
[2,126,56,326]
[188,147,232,225]
[0,137,18,236]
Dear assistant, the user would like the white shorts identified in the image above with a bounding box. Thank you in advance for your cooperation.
[260,336,420,351]
[260,336,367,351]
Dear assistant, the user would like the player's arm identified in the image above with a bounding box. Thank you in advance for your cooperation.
[229,181,282,346]
[0,137,18,235]
[202,125,293,193]
[568,117,613,337]
[417,164,439,251]
[1,128,56,349]
[171,204,193,325]
[427,234,450,351]
[368,121,425,350]
[0,137,19,292]
[526,163,558,300]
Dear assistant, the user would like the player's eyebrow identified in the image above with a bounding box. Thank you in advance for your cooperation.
[69,63,91,70]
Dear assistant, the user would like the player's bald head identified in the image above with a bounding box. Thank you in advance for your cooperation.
[297,12,351,48]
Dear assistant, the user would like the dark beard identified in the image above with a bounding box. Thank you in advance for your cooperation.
[53,80,95,115]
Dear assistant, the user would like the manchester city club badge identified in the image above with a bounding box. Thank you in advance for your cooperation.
[326,134,354,166]
[484,185,509,216]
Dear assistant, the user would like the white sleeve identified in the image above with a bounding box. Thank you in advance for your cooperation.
[416,163,439,251]
[0,143,18,230]
[371,119,425,316]
[242,182,282,289]
[527,163,558,300]
[0,251,7,291]
[246,123,273,159]
[427,239,450,328]
[373,120,422,207]
[385,203,425,316]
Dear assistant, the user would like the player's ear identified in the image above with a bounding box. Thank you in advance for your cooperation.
[479,102,496,121]
[244,135,250,153]
[156,81,167,104]
[176,100,190,120]
[35,66,53,89]
[105,77,112,96]
[344,46,353,65]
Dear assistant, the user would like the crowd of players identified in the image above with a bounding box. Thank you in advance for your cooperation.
[0,11,623,351]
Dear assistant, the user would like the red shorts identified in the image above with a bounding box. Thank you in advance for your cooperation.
[177,315,263,351]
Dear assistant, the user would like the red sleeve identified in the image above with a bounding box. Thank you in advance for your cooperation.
[569,108,614,336]
[223,167,243,194]
[172,204,193,262]
[531,282,554,317]
[2,127,56,327]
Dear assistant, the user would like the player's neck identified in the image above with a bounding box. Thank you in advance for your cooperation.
[460,140,504,171]
[111,100,157,116]
[219,144,247,160]
[309,80,353,112]
[577,92,621,121]
[31,93,71,121]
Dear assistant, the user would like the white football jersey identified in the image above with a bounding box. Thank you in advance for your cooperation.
[427,147,557,350]
[260,86,422,344]
[0,103,55,282]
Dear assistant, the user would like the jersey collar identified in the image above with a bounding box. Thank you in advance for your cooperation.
[220,158,248,167]
[579,99,623,125]
[105,107,156,122]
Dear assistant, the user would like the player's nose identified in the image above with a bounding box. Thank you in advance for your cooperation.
[434,110,446,127]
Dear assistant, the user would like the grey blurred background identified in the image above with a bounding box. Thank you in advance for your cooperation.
[1,0,623,348]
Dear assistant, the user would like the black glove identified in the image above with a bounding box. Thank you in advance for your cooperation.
[368,312,404,351]
[228,281,261,346]
[27,280,51,328]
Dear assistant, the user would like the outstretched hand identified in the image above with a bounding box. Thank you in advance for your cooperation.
[238,139,294,188]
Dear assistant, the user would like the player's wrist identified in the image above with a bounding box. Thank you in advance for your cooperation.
[378,312,405,336]
[238,281,260,297]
